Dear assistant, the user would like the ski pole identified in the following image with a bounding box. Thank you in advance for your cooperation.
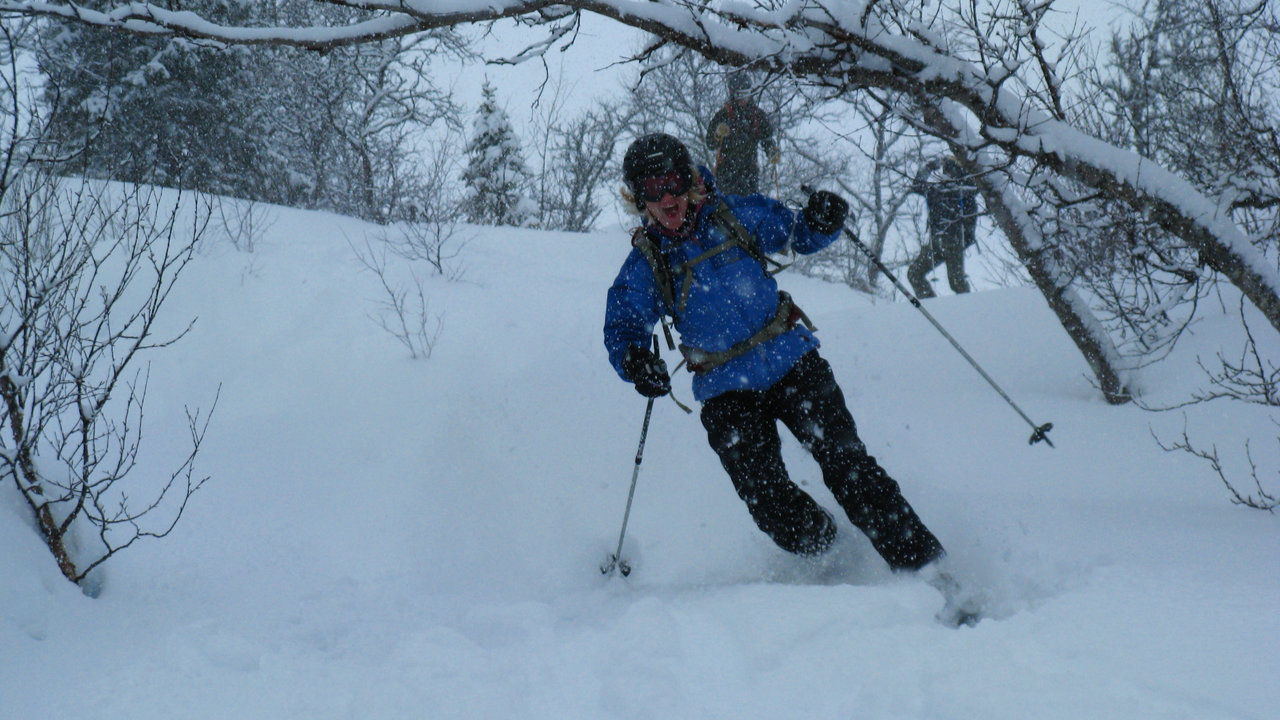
[804,187,1054,447]
[601,336,661,577]
[773,147,781,199]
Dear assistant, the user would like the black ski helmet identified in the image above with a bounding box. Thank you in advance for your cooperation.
[623,133,694,207]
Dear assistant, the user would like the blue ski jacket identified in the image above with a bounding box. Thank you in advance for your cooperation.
[604,169,841,402]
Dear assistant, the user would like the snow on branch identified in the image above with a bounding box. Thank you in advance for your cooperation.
[0,0,540,49]
[7,0,1279,338]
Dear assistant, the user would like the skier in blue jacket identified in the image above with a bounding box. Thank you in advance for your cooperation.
[604,134,947,573]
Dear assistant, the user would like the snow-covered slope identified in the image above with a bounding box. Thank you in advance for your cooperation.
[2,200,1276,719]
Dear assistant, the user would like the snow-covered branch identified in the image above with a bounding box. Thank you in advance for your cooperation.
[0,0,536,49]
[10,0,1280,396]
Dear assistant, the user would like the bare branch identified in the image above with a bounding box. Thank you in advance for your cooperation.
[1154,419,1278,512]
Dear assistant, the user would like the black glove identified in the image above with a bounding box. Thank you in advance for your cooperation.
[621,345,671,398]
[804,190,849,235]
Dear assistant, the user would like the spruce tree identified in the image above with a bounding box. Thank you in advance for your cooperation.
[461,81,532,226]
[36,0,284,201]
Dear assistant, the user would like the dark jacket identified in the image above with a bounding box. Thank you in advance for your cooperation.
[911,162,979,243]
[706,100,777,197]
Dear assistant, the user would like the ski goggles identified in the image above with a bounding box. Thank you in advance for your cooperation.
[635,170,692,202]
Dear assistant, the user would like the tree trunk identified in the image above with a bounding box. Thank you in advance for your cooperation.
[915,101,1133,404]
[974,175,1132,404]
[1,374,81,582]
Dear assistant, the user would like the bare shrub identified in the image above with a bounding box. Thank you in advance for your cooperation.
[0,172,216,590]
[351,237,445,360]
[211,195,277,254]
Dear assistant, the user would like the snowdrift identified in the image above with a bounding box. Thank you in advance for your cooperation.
[2,199,1277,719]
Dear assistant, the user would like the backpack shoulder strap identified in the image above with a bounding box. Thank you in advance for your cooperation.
[630,226,676,315]
[631,205,789,319]
[712,201,790,276]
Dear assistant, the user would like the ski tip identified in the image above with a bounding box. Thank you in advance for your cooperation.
[936,605,983,628]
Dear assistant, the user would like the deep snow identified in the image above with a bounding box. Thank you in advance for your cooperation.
[2,199,1277,719]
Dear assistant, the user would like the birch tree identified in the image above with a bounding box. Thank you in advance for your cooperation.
[1,29,215,588]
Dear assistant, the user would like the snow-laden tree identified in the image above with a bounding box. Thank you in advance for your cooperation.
[252,0,469,222]
[34,0,467,221]
[4,0,1278,407]
[1074,0,1280,506]
[35,0,281,200]
[1064,0,1280,366]
[462,81,532,227]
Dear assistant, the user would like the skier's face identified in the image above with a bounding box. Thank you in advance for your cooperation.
[645,191,689,232]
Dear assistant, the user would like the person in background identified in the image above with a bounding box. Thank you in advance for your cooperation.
[906,157,980,298]
[705,73,779,197]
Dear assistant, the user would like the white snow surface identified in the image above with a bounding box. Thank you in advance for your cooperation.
[2,199,1277,719]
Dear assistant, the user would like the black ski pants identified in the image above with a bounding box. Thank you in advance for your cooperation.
[907,218,975,298]
[699,351,944,571]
